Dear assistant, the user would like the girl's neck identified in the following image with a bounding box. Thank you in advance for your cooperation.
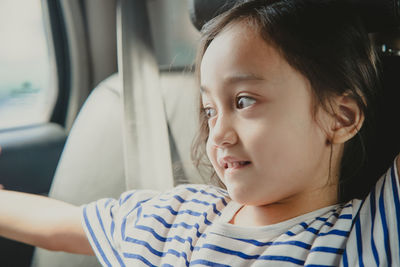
[230,184,339,226]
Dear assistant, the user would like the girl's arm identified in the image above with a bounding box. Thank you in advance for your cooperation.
[0,189,93,255]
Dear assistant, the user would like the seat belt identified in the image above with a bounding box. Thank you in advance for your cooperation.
[117,0,174,190]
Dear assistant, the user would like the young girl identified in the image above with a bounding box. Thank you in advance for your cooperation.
[1,0,399,266]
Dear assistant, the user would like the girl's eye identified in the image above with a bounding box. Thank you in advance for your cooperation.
[236,96,256,109]
[204,107,217,119]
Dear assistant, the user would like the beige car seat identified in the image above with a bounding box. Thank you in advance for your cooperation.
[31,0,202,266]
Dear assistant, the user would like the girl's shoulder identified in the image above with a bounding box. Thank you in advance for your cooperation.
[156,184,230,207]
[170,184,229,198]
[114,184,230,212]
[339,158,400,266]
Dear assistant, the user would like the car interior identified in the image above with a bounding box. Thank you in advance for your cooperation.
[0,0,399,266]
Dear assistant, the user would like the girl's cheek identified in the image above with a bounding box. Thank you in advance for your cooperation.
[206,140,218,169]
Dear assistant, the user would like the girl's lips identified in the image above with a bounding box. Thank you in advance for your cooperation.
[218,156,251,170]
[224,161,251,169]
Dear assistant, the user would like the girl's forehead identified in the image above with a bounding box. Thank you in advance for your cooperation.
[199,21,289,90]
[205,20,262,56]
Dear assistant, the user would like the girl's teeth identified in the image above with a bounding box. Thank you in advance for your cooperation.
[226,161,249,169]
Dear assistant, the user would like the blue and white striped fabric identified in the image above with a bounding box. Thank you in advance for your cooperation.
[82,161,399,266]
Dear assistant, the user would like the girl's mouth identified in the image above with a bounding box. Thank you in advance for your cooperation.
[224,161,251,169]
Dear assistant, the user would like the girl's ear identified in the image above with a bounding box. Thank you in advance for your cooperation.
[329,94,364,144]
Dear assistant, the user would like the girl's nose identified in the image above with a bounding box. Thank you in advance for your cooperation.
[210,115,238,147]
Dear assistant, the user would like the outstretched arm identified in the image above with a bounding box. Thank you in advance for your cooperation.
[0,190,93,255]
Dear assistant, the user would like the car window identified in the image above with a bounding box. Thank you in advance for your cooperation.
[0,0,56,129]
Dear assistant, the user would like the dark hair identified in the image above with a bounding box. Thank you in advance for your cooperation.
[191,0,381,202]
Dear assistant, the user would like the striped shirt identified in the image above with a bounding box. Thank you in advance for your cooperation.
[82,160,400,266]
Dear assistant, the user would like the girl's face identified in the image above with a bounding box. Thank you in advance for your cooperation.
[201,21,337,207]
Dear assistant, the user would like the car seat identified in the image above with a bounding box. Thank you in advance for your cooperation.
[30,74,126,267]
[31,0,201,266]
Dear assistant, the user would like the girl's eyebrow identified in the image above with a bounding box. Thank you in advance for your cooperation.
[200,73,265,94]
[225,73,265,84]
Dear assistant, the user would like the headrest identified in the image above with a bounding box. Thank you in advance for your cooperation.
[188,0,400,33]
